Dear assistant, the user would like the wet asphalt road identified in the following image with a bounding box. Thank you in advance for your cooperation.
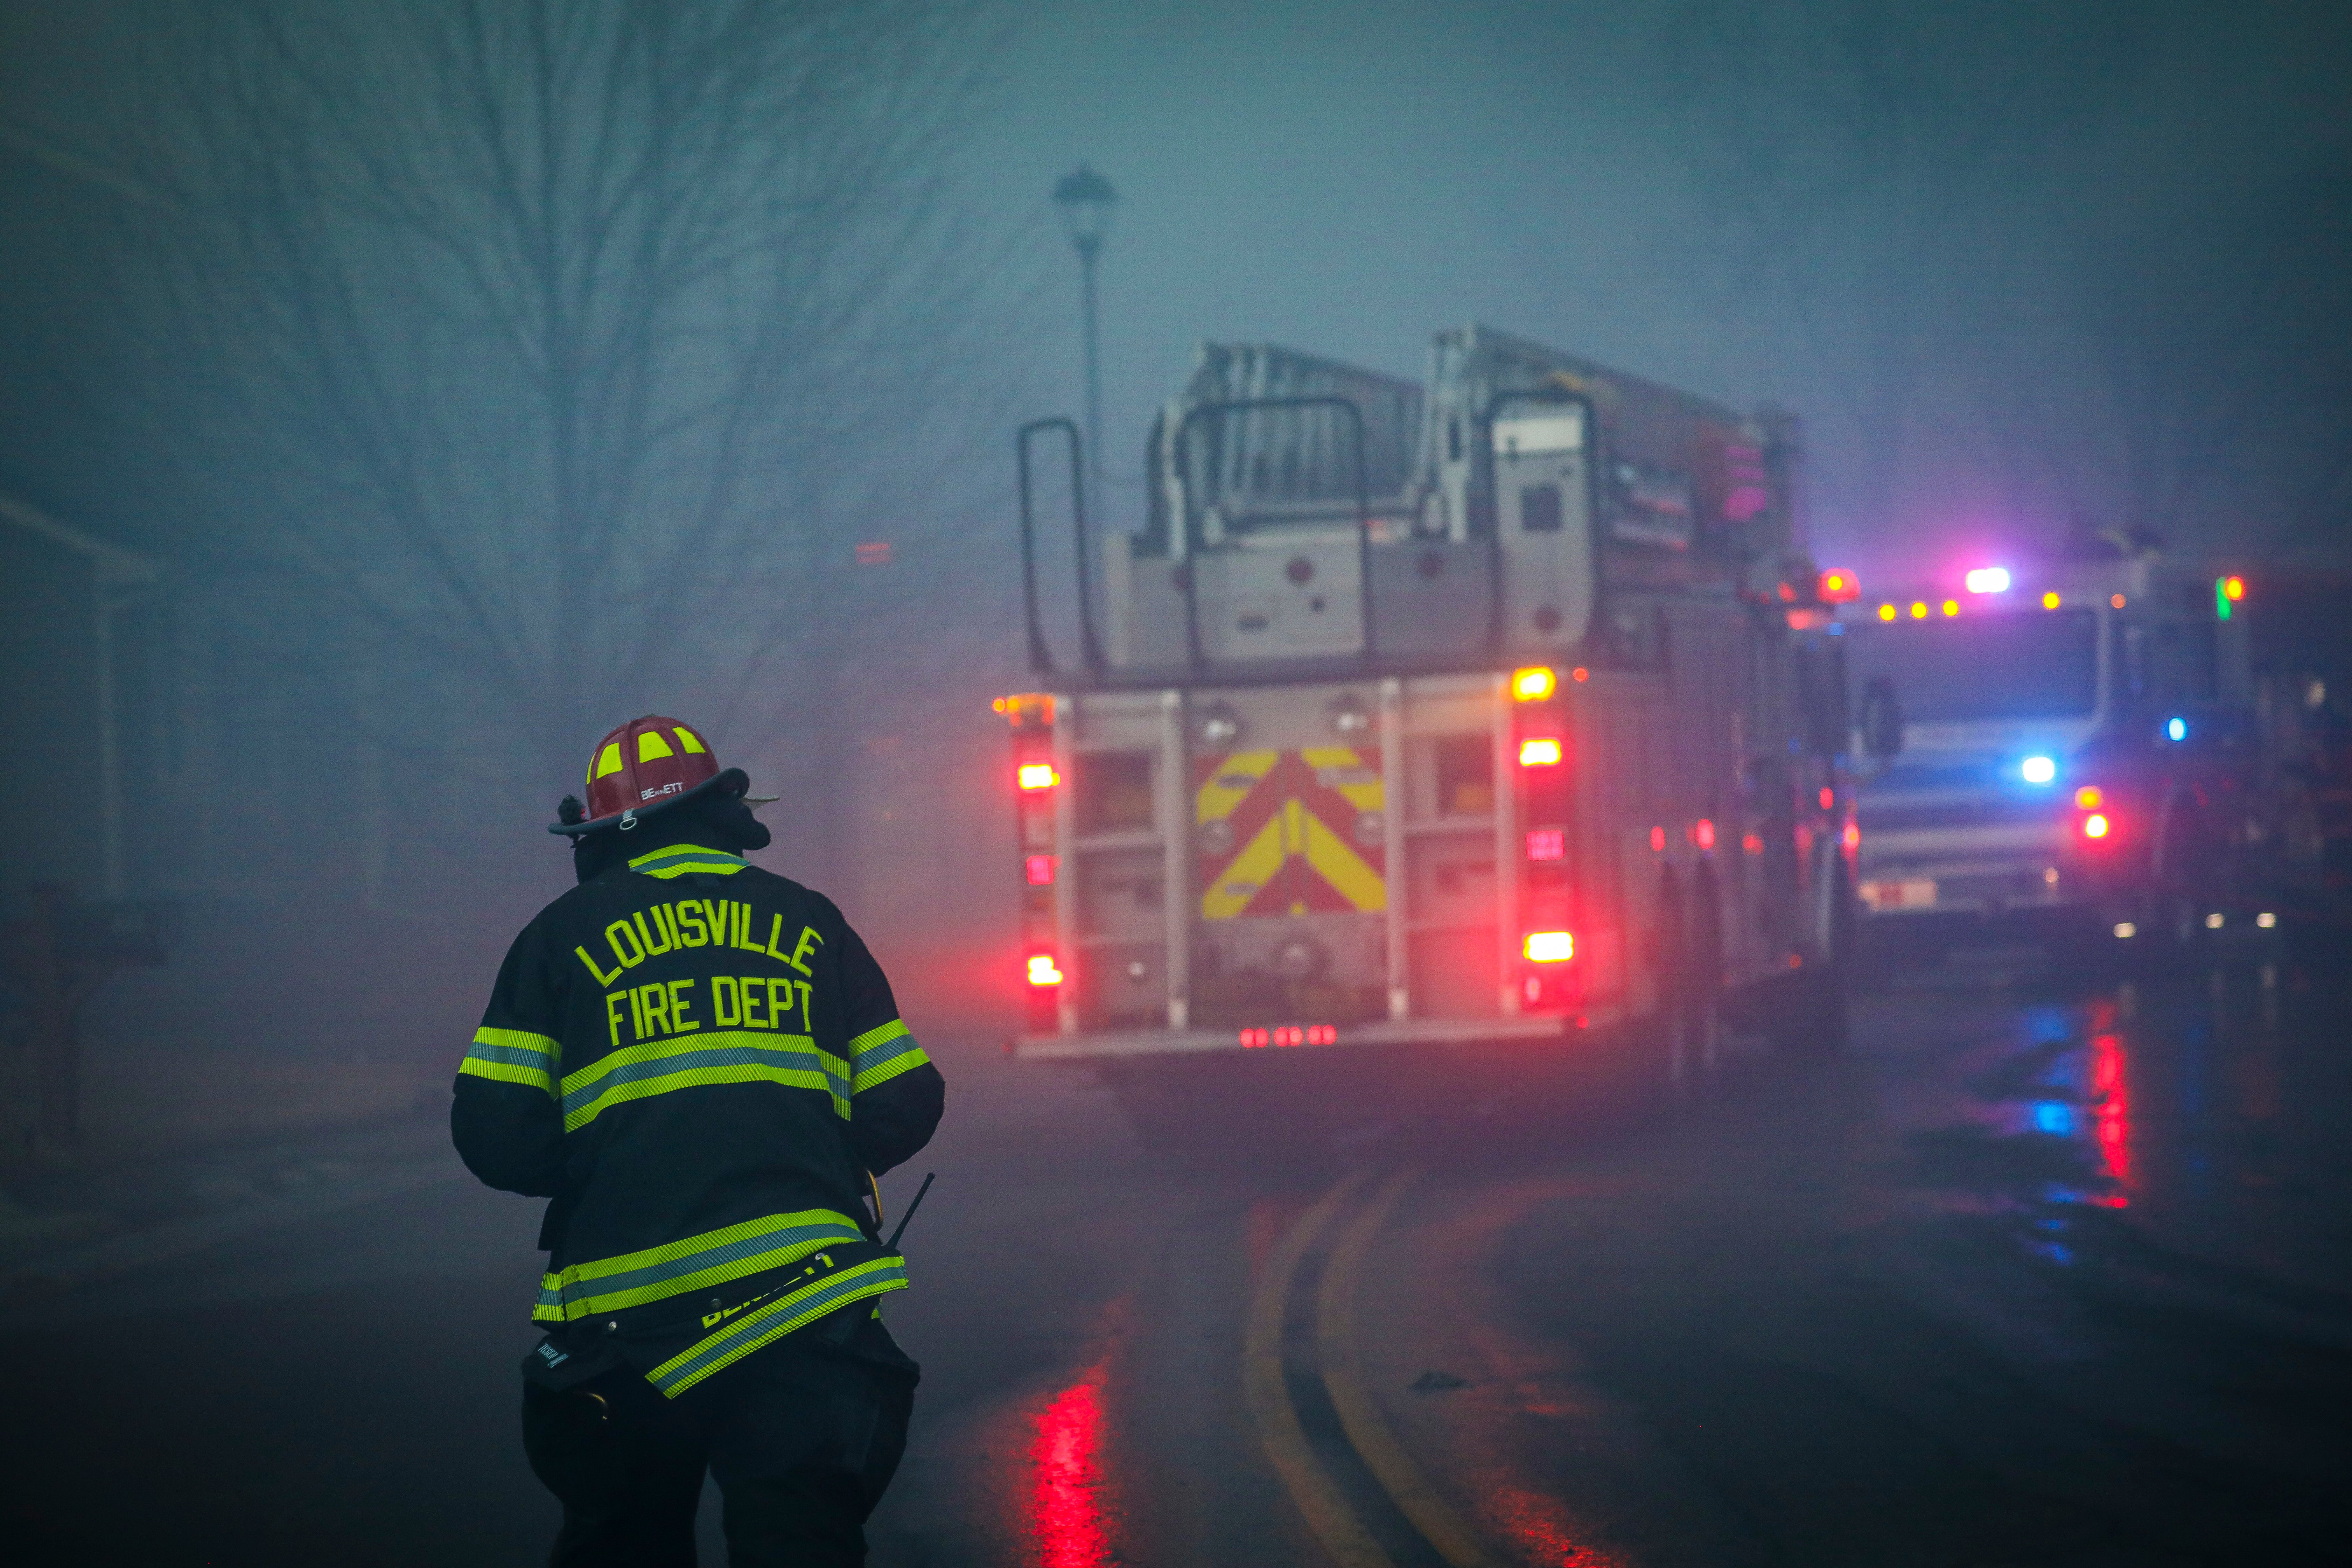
[5,939,2352,1567]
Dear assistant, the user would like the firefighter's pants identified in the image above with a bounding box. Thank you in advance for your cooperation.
[521,1310,917,1568]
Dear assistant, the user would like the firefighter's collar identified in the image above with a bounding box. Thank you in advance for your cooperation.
[625,844,751,878]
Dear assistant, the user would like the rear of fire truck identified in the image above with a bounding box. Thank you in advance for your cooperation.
[999,327,1853,1112]
[1838,554,2289,955]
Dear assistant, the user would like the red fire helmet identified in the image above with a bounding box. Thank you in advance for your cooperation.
[551,714,750,836]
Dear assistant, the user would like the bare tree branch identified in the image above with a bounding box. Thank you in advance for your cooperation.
[98,0,1010,797]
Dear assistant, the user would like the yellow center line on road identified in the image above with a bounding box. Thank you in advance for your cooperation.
[1242,1168,1391,1568]
[1244,1164,1508,1568]
[1316,1166,1502,1568]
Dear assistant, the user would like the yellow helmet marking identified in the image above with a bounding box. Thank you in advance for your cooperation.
[593,741,624,782]
[638,730,676,762]
[676,728,708,755]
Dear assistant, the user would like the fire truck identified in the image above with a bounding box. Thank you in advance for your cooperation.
[996,327,1854,1115]
[1836,549,2304,956]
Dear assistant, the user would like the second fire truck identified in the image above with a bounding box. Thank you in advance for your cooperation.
[1838,549,2311,957]
[998,326,1855,1112]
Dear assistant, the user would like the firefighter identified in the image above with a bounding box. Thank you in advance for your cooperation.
[452,714,944,1567]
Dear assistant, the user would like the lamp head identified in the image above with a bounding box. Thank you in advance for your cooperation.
[1053,162,1117,255]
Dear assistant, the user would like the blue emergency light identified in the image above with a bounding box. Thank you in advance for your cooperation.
[2166,717,2188,742]
[2021,755,2056,784]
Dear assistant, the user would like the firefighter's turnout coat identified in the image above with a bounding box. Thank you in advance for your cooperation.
[453,843,944,1398]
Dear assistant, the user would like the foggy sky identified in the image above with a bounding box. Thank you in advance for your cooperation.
[957,0,2351,576]
[6,0,2347,582]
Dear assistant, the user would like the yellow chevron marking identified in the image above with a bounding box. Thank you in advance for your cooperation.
[1197,749,1279,823]
[1301,804,1387,912]
[1300,746,1385,813]
[1203,811,1288,920]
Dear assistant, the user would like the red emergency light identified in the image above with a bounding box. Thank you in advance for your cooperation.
[1024,855,1058,886]
[1239,1024,1338,1048]
[1526,827,1565,862]
[1025,953,1064,987]
[2071,785,2118,844]
[1518,736,1563,768]
[1818,568,1861,603]
[1017,763,1058,792]
[1523,930,1575,963]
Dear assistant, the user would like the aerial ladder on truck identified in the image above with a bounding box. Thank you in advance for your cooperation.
[996,327,1857,1136]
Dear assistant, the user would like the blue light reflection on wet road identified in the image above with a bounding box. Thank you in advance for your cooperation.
[1899,958,2351,1295]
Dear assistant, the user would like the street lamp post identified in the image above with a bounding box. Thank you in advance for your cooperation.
[1052,163,1116,519]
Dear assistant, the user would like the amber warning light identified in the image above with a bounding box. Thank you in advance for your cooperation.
[992,692,1055,728]
[1512,666,1556,701]
[1017,763,1058,792]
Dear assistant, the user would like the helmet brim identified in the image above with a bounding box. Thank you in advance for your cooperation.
[548,766,750,836]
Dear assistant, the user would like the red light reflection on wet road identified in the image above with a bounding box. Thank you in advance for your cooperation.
[1489,1481,1625,1567]
[1029,1365,1114,1568]
[2088,1006,2132,1203]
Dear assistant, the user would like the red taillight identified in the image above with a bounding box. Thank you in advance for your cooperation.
[1526,827,1565,862]
[2082,812,2111,840]
[1523,930,1575,963]
[1239,1023,1337,1048]
[1026,953,1064,986]
[1024,854,1057,886]
[1518,736,1563,768]
[1018,762,1058,791]
[1692,818,1717,851]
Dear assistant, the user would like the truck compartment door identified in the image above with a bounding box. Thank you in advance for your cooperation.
[1491,404,1597,652]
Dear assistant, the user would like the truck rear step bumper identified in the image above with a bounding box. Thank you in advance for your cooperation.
[1013,1012,1581,1061]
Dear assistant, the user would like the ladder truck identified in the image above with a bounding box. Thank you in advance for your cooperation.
[997,326,1855,1126]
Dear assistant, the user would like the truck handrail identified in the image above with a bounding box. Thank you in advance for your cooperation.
[1170,394,1374,674]
[1015,417,1105,676]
